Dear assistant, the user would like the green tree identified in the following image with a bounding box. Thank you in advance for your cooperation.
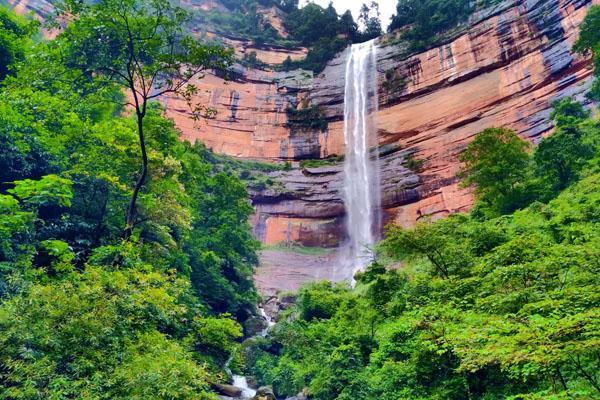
[58,0,233,237]
[357,2,382,41]
[388,0,472,49]
[183,150,260,319]
[285,2,339,45]
[339,10,359,41]
[0,7,36,81]
[459,127,534,216]
[534,98,595,196]
[574,4,600,101]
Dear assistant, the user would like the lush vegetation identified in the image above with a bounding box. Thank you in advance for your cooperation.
[280,1,381,73]
[249,165,600,398]
[286,105,329,132]
[194,0,382,72]
[193,0,294,47]
[244,7,600,399]
[0,1,260,397]
[459,100,597,218]
[2,1,600,398]
[0,7,37,81]
[574,4,600,101]
[388,0,498,52]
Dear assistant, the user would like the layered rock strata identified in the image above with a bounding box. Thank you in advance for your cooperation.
[5,0,599,246]
[243,0,598,244]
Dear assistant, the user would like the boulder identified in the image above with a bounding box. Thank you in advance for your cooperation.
[243,315,269,337]
[252,386,276,400]
[284,391,307,400]
[213,383,243,398]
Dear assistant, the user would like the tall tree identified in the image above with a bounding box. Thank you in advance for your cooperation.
[358,2,382,41]
[574,5,600,100]
[339,10,359,41]
[57,0,233,237]
[0,6,37,81]
[459,127,533,215]
[534,98,594,195]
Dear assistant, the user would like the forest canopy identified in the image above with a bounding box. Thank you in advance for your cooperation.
[0,1,599,399]
[0,1,260,397]
[243,6,600,399]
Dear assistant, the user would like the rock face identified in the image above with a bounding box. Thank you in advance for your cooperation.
[213,383,243,398]
[237,0,598,244]
[252,387,276,400]
[6,0,599,246]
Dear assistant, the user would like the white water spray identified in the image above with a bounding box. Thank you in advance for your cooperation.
[341,40,380,280]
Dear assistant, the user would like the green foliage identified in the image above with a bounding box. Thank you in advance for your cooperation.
[285,3,339,46]
[459,101,599,217]
[357,2,382,42]
[574,5,600,101]
[195,144,285,191]
[382,68,407,95]
[184,160,260,319]
[298,38,350,73]
[0,261,240,399]
[57,0,233,235]
[241,51,268,69]
[8,175,73,208]
[388,0,496,52]
[402,153,425,172]
[194,5,288,47]
[286,105,328,131]
[263,242,334,256]
[299,155,343,169]
[534,99,596,195]
[459,127,535,216]
[248,171,600,399]
[297,281,350,321]
[0,6,37,81]
[280,2,379,72]
[0,6,258,397]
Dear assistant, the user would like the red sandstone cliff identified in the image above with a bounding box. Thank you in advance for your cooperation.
[218,0,599,247]
[5,0,599,248]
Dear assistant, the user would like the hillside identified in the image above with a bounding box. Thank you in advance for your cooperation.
[1,0,599,399]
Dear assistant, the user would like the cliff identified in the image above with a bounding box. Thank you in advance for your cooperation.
[5,0,599,249]
[187,0,598,247]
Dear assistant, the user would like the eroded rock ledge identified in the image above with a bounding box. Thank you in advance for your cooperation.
[245,0,598,245]
[8,0,598,246]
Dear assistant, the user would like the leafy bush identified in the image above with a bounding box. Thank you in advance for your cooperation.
[0,5,260,396]
[0,6,37,81]
[388,0,498,52]
[286,105,328,131]
[459,127,536,216]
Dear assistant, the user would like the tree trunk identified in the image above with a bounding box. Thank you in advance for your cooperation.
[124,111,148,239]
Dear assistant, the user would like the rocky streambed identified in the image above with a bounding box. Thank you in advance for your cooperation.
[215,284,301,400]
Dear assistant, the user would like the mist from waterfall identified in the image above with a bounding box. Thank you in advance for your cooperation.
[340,39,380,280]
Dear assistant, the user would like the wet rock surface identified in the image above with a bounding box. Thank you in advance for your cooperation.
[252,387,276,400]
[9,0,597,244]
[255,249,344,298]
[213,384,243,398]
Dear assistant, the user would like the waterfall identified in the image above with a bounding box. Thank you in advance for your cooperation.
[340,39,380,280]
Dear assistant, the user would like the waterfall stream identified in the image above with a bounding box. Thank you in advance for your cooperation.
[231,41,381,399]
[340,40,380,280]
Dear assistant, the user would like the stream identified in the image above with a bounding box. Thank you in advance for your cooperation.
[225,39,379,400]
[226,305,275,399]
